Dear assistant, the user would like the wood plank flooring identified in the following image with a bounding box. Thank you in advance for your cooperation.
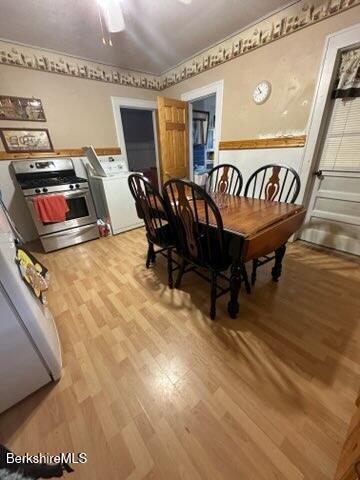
[0,228,359,480]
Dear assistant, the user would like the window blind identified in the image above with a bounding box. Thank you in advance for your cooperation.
[319,97,360,171]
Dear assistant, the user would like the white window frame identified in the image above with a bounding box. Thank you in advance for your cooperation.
[299,22,360,225]
[111,96,161,187]
[181,80,224,179]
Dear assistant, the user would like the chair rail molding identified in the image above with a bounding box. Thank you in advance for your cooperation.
[219,136,306,150]
[0,147,121,161]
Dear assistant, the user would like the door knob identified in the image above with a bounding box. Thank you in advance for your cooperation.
[314,169,323,178]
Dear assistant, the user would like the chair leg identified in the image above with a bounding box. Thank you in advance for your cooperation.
[175,258,186,288]
[167,248,173,289]
[210,271,217,320]
[146,243,153,268]
[242,264,251,294]
[149,243,156,263]
[251,259,258,285]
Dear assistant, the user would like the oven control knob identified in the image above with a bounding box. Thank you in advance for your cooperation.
[69,184,74,189]
[42,188,48,193]
[35,188,41,193]
[30,164,34,169]
[75,183,80,189]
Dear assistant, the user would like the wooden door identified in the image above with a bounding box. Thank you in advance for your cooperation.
[157,96,189,183]
[300,97,360,256]
[301,171,360,256]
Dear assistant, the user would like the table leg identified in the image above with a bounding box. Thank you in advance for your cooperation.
[271,243,286,282]
[228,261,242,318]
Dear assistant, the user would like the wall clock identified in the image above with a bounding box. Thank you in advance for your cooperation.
[252,81,271,104]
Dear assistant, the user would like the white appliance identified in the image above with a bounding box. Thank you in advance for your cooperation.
[86,153,143,235]
[0,202,62,414]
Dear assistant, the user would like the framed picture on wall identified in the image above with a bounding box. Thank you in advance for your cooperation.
[0,128,54,153]
[0,96,46,121]
[193,110,209,145]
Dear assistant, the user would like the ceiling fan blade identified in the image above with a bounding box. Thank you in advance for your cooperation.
[97,0,125,32]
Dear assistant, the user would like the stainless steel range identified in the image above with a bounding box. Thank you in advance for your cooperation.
[12,158,99,252]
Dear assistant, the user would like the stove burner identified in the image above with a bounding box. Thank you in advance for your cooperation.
[19,176,87,189]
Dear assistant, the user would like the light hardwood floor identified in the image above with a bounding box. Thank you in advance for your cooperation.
[1,229,359,480]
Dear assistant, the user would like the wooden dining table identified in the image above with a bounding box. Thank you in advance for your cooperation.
[147,190,306,318]
[205,193,306,318]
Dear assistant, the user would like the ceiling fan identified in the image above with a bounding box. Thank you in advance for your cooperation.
[96,0,192,45]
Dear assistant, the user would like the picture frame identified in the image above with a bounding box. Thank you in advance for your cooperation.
[193,110,210,145]
[0,96,46,121]
[0,128,54,153]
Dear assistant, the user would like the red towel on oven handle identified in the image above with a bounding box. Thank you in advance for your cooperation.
[32,194,69,223]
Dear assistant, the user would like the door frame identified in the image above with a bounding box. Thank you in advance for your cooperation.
[299,22,360,225]
[181,80,224,179]
[111,96,161,188]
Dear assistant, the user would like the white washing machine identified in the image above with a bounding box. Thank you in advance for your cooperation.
[88,158,143,235]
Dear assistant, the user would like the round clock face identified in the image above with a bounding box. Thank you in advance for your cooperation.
[253,81,271,104]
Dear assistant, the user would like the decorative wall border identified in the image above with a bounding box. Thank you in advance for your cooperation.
[161,0,360,89]
[219,135,306,150]
[0,0,359,91]
[0,147,121,161]
[0,41,160,91]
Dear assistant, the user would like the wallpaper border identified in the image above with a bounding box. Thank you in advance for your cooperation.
[0,0,359,91]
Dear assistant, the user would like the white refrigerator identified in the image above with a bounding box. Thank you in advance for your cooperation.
[0,202,62,414]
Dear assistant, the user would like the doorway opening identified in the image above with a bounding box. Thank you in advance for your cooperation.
[191,94,216,186]
[181,80,224,185]
[111,97,160,189]
[120,108,159,189]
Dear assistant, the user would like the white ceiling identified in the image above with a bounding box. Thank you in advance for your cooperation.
[0,0,292,75]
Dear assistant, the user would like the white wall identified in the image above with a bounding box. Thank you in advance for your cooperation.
[0,160,37,241]
[218,147,305,199]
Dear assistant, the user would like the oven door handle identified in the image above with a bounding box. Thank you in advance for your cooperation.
[27,189,90,200]
[62,189,89,199]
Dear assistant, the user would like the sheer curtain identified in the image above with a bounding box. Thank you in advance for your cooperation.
[333,47,360,99]
[318,47,360,171]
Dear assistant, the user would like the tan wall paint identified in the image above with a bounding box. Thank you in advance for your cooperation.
[163,6,360,140]
[0,67,156,151]
[0,6,359,153]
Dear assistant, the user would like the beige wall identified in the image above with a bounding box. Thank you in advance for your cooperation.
[0,67,156,150]
[163,6,360,140]
[0,6,359,152]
